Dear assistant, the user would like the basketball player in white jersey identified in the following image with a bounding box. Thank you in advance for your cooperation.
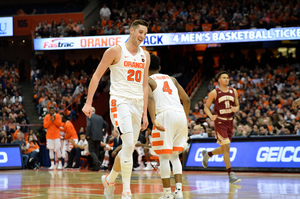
[82,20,153,199]
[148,54,190,199]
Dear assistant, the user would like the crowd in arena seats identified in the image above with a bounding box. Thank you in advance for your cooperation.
[0,60,38,168]
[35,19,85,38]
[0,2,84,17]
[0,60,29,143]
[31,54,110,121]
[188,50,300,138]
[32,0,300,38]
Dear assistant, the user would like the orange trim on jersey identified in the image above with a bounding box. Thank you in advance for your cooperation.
[153,126,156,130]
[111,107,117,113]
[115,121,119,126]
[113,113,117,118]
[154,149,173,154]
[152,132,160,138]
[173,147,183,152]
[152,141,163,146]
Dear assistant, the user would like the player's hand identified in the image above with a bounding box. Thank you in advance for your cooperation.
[69,139,75,144]
[86,151,90,156]
[153,120,165,132]
[210,115,217,121]
[141,114,149,131]
[292,99,300,110]
[231,106,238,113]
[82,103,92,118]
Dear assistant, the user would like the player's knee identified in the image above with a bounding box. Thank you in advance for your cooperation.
[123,140,135,154]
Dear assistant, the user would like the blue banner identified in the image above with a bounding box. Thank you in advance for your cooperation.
[0,145,22,169]
[34,27,300,50]
[0,17,13,37]
[186,141,300,168]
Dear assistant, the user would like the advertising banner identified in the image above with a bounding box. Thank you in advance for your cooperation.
[34,27,300,50]
[185,141,300,169]
[0,144,22,169]
[0,17,13,37]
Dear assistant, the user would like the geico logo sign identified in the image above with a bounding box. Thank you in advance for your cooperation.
[194,147,237,162]
[256,146,300,162]
[44,39,74,48]
[0,151,8,163]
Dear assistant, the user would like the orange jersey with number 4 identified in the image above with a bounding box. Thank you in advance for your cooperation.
[149,74,184,115]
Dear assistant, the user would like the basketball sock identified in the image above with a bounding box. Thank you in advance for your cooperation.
[176,183,182,191]
[163,187,171,196]
[121,163,133,193]
[106,169,119,184]
[227,168,232,176]
[208,152,213,157]
[51,160,54,166]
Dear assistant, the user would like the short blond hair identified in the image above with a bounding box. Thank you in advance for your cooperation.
[130,19,149,29]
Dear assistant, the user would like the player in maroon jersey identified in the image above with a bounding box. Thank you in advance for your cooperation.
[202,71,241,184]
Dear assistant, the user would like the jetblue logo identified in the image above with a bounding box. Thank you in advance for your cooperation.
[0,152,8,163]
[194,147,237,162]
[256,146,300,162]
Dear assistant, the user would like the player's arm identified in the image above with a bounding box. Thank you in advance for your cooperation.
[171,77,190,119]
[148,78,165,131]
[204,89,217,121]
[292,98,300,109]
[64,124,72,140]
[53,114,63,128]
[141,51,150,131]
[43,115,51,128]
[83,46,119,118]
[231,88,240,113]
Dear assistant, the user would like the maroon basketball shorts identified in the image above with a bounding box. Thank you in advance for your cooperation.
[214,117,233,145]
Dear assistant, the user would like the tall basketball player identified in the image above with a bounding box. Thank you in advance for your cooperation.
[202,71,241,184]
[82,20,151,199]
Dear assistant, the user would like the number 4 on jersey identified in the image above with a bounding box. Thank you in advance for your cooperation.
[163,81,172,94]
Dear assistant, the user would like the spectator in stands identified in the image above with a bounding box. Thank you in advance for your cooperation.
[294,122,300,135]
[12,132,29,169]
[245,124,256,136]
[51,28,60,37]
[24,134,40,169]
[259,124,272,136]
[57,22,69,37]
[77,20,84,33]
[234,124,243,136]
[188,110,196,121]
[103,24,112,35]
[190,125,208,139]
[99,4,111,20]
[68,27,77,37]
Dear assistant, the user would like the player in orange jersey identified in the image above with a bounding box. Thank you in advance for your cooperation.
[43,107,63,169]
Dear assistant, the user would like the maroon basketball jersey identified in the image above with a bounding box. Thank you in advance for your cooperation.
[214,87,235,118]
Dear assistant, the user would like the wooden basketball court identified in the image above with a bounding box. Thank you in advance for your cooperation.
[1,169,300,198]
